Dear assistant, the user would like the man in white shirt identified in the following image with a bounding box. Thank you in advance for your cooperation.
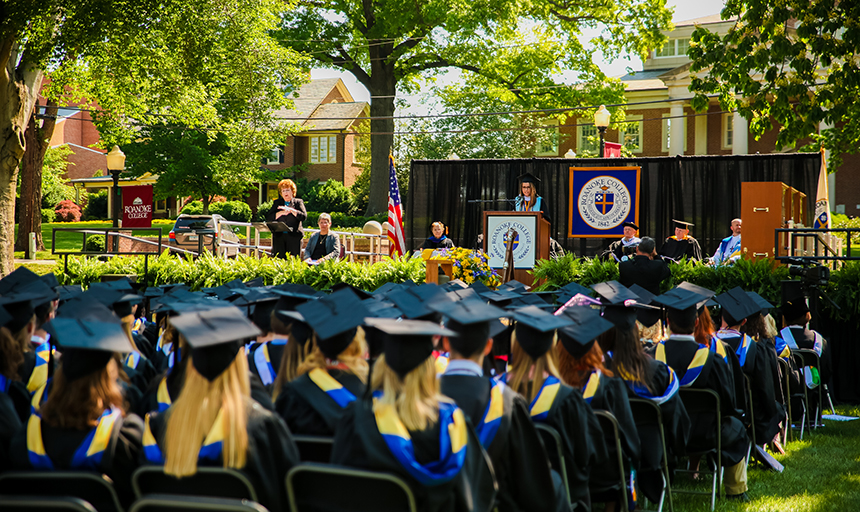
[712,218,742,266]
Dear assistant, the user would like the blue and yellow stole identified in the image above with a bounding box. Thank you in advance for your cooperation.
[143,409,227,464]
[27,408,121,470]
[581,371,602,404]
[434,351,449,374]
[529,375,561,422]
[713,330,752,367]
[30,379,52,414]
[27,341,51,393]
[308,368,356,408]
[628,365,679,405]
[774,336,791,359]
[655,341,709,387]
[156,377,171,412]
[374,399,467,486]
[132,318,146,334]
[475,380,505,448]
[253,339,287,386]
[125,352,141,370]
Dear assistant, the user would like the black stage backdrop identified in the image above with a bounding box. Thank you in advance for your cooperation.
[407,153,819,258]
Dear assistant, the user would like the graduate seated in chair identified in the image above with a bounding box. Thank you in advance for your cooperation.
[330,318,497,512]
[141,305,300,512]
[432,299,571,512]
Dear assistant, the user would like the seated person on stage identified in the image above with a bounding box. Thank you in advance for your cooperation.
[711,218,742,266]
[619,237,671,296]
[605,222,641,262]
[142,305,300,512]
[500,305,606,512]
[9,315,144,507]
[331,318,497,512]
[646,287,751,502]
[304,213,342,264]
[432,299,570,512]
[275,290,368,436]
[514,172,551,225]
[421,221,455,250]
[659,219,703,262]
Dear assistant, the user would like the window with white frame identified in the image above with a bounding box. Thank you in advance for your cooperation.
[723,113,734,149]
[155,199,167,212]
[535,119,560,156]
[662,114,688,152]
[655,38,690,58]
[577,123,598,154]
[310,135,337,164]
[619,116,643,153]
[266,147,283,165]
[352,133,363,164]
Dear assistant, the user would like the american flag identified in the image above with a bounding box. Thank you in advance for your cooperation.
[388,155,406,257]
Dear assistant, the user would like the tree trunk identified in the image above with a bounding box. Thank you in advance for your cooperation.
[202,195,210,215]
[365,47,396,215]
[0,37,44,276]
[15,101,57,252]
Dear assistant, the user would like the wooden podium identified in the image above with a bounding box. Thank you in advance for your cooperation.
[483,211,551,287]
[741,182,807,261]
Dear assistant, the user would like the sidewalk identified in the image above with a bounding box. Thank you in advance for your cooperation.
[14,259,56,265]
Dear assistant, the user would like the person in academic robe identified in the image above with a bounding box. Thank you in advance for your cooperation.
[330,318,498,512]
[658,219,703,262]
[265,178,307,259]
[432,299,570,512]
[646,287,751,501]
[275,289,369,436]
[775,295,830,417]
[713,289,785,447]
[138,332,188,416]
[554,305,640,512]
[9,315,144,508]
[240,292,281,392]
[500,305,606,512]
[711,218,742,266]
[421,221,455,250]
[604,222,641,262]
[141,305,300,512]
[513,172,551,226]
[618,237,671,296]
[595,293,690,506]
[0,392,20,472]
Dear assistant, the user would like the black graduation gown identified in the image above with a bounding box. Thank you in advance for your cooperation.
[440,374,562,512]
[266,197,307,258]
[132,331,156,361]
[330,397,498,512]
[786,326,831,390]
[0,392,22,472]
[9,413,144,509]
[514,197,552,226]
[123,354,158,395]
[584,374,641,493]
[146,398,300,512]
[247,342,287,393]
[713,339,747,426]
[421,237,455,250]
[274,370,366,436]
[645,337,748,466]
[605,238,639,262]
[4,378,32,424]
[658,236,703,262]
[720,334,784,445]
[537,383,607,512]
[618,255,671,296]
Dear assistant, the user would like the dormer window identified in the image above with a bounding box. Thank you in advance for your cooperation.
[655,38,690,58]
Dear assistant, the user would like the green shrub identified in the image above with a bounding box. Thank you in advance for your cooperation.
[84,190,109,220]
[41,208,56,223]
[179,201,205,215]
[211,201,252,222]
[84,235,106,252]
[254,200,274,222]
[310,179,355,214]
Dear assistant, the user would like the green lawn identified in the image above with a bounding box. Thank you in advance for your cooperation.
[15,220,176,256]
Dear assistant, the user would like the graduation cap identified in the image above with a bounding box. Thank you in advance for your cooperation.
[0,285,57,332]
[44,316,134,381]
[442,280,469,292]
[273,309,314,349]
[269,288,319,313]
[271,282,321,296]
[622,222,639,231]
[39,272,60,291]
[430,299,509,356]
[555,282,593,305]
[746,291,774,315]
[482,288,523,307]
[170,306,261,381]
[222,278,246,290]
[56,296,121,322]
[499,280,529,293]
[557,306,615,359]
[0,304,11,330]
[672,219,694,230]
[387,285,450,320]
[781,296,809,323]
[363,298,403,319]
[0,267,42,294]
[510,305,573,360]
[714,287,760,326]
[330,282,373,300]
[56,285,84,303]
[243,277,265,288]
[627,284,662,327]
[591,281,651,331]
[88,278,135,292]
[467,281,493,298]
[142,286,164,299]
[296,288,369,358]
[372,281,402,297]
[653,287,710,327]
[446,288,481,303]
[83,287,142,318]
[506,293,556,310]
[516,171,541,185]
[364,318,456,378]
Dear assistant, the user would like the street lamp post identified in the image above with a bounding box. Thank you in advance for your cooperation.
[593,105,611,158]
[106,145,126,252]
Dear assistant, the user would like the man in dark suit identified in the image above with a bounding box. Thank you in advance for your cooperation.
[303,213,341,264]
[619,236,671,295]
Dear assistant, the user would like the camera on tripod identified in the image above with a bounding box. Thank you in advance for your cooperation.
[788,262,830,290]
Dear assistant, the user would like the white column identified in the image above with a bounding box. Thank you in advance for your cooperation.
[695,112,708,155]
[732,110,748,154]
[107,186,113,220]
[669,102,684,156]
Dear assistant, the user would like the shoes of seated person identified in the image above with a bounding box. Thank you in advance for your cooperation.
[726,492,750,502]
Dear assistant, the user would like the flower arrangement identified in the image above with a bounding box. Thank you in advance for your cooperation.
[431,247,501,287]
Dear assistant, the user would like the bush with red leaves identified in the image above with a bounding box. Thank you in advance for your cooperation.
[54,200,82,222]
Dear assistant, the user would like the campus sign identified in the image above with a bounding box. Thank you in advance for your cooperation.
[122,185,154,228]
[569,166,640,237]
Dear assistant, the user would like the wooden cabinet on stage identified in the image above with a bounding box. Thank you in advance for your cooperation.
[741,182,807,261]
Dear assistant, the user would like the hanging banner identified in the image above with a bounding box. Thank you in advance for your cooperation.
[122,185,154,228]
[569,166,640,238]
[604,141,622,158]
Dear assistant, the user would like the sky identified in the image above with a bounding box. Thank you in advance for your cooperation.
[311,0,727,105]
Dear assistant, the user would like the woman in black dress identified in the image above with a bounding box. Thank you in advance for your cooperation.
[265,179,307,259]
[421,221,455,250]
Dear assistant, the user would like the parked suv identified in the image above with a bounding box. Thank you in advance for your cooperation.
[168,214,241,257]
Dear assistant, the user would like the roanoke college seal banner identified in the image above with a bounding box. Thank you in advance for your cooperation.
[569,166,640,238]
[487,214,537,269]
[122,185,154,228]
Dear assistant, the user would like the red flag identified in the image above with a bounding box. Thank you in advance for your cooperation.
[604,141,622,158]
[387,155,406,257]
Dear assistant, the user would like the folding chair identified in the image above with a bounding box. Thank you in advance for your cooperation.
[131,467,256,502]
[129,495,268,512]
[675,388,722,512]
[628,398,673,512]
[743,374,756,452]
[590,410,631,512]
[0,472,124,512]
[792,348,824,430]
[0,495,98,512]
[534,423,572,505]
[776,357,793,443]
[287,463,417,512]
[292,435,334,463]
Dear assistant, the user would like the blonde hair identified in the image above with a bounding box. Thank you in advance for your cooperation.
[296,329,369,382]
[164,350,250,477]
[120,314,142,353]
[507,331,563,403]
[270,315,312,400]
[764,314,779,339]
[371,354,449,431]
[278,179,297,196]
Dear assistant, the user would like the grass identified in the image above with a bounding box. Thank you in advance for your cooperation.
[663,405,860,512]
[14,220,175,256]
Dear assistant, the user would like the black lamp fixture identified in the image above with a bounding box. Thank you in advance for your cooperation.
[593,104,611,158]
